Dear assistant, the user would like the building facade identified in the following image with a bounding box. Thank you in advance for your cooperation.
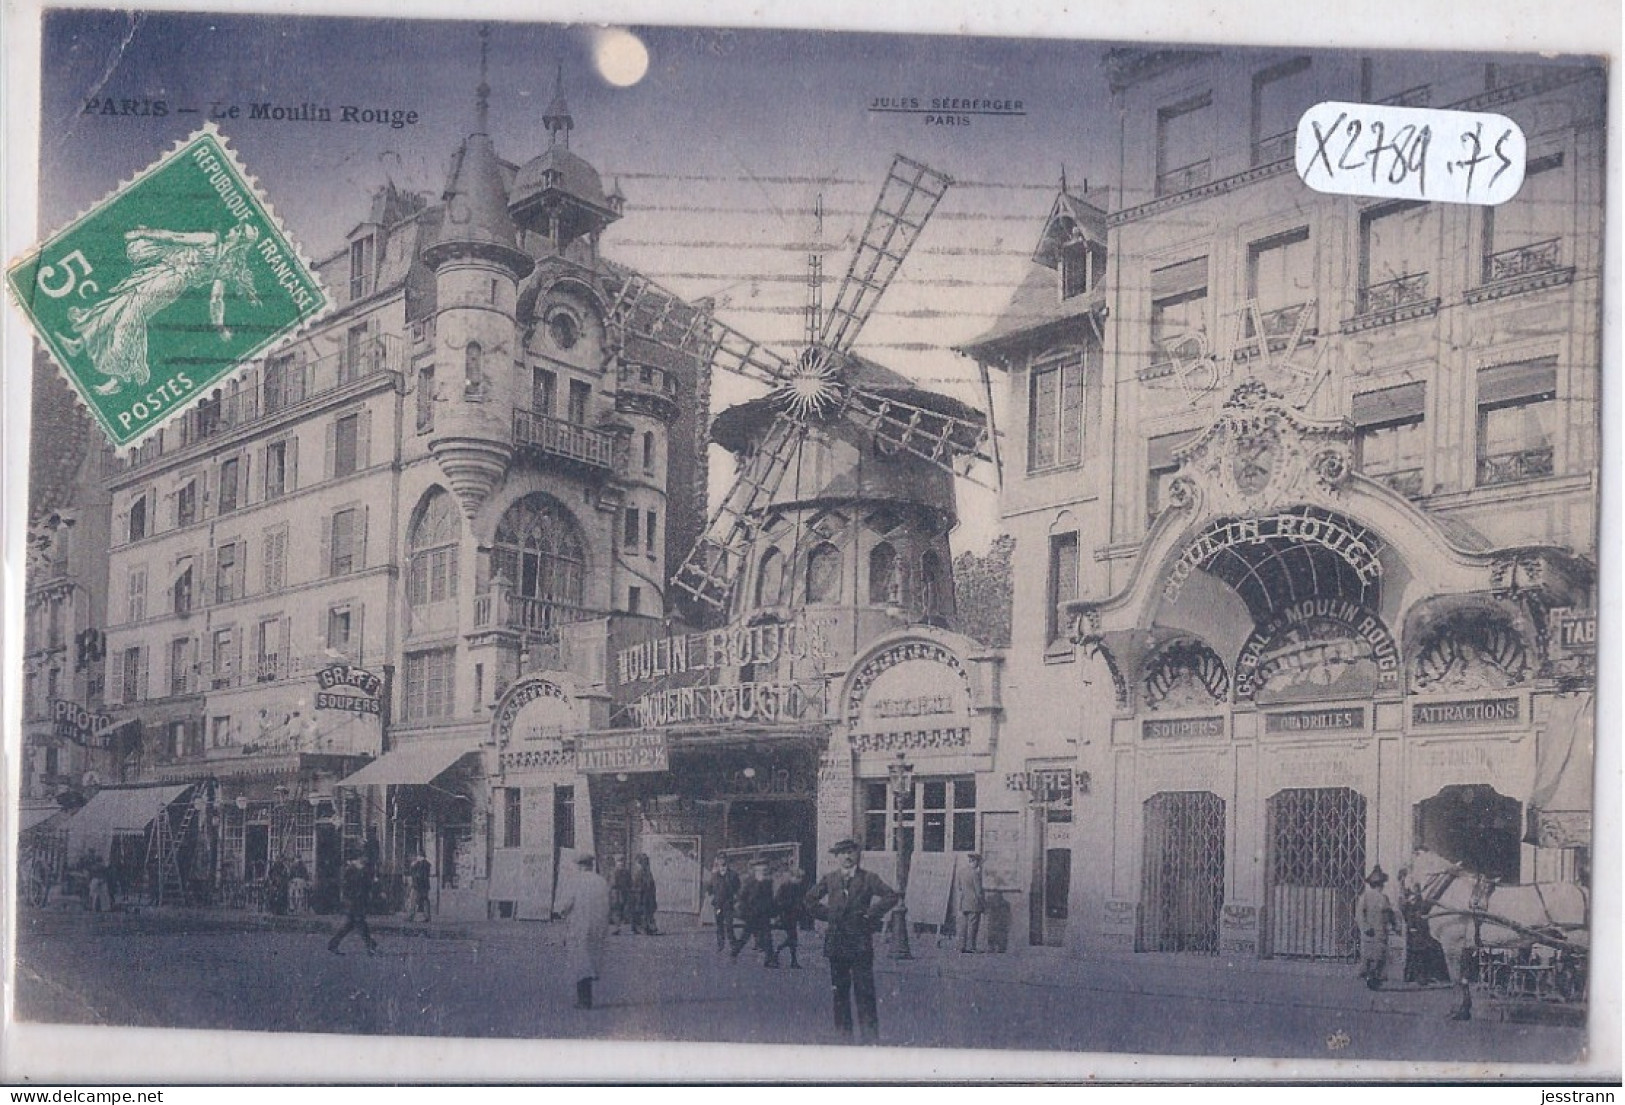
[963,51,1603,956]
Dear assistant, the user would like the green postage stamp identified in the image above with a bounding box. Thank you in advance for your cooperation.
[6,123,327,450]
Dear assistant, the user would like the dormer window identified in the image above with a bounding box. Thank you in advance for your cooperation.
[348,235,375,301]
[1060,239,1103,300]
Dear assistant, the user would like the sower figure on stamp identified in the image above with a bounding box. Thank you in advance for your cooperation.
[955,852,986,953]
[1355,866,1398,990]
[707,854,740,953]
[328,852,379,956]
[804,838,899,1044]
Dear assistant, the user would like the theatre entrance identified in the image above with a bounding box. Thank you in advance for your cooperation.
[1141,790,1226,953]
[1263,786,1367,959]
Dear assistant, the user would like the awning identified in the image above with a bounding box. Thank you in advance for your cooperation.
[66,783,193,860]
[337,742,479,787]
[20,806,65,834]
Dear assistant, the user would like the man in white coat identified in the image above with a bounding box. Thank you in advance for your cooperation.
[555,852,611,1009]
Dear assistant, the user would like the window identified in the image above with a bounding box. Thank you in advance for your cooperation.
[868,543,900,605]
[257,618,283,681]
[533,368,556,417]
[120,645,145,704]
[645,510,658,555]
[340,323,370,384]
[170,637,191,696]
[211,627,236,688]
[215,542,244,603]
[218,457,241,515]
[405,648,456,720]
[333,413,360,477]
[921,550,945,618]
[1156,93,1212,195]
[1150,257,1209,356]
[263,525,288,592]
[1478,359,1558,486]
[1354,383,1426,497]
[1027,356,1084,470]
[554,785,576,850]
[127,566,147,623]
[623,506,639,550]
[326,605,353,656]
[329,508,359,576]
[1483,154,1568,282]
[264,351,299,413]
[491,494,586,608]
[1247,228,1313,334]
[1059,237,1103,300]
[627,586,642,616]
[642,431,656,471]
[1359,202,1433,314]
[265,440,289,500]
[176,479,198,526]
[503,788,522,848]
[416,366,436,431]
[864,776,978,854]
[1252,58,1311,164]
[568,380,591,425]
[210,715,233,750]
[755,547,786,608]
[805,542,841,603]
[408,491,460,623]
[1146,431,1194,523]
[348,236,374,301]
[464,341,484,396]
[165,720,186,760]
[1047,531,1079,645]
[172,557,194,616]
[128,494,148,541]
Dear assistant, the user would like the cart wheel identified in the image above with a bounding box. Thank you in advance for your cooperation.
[23,860,51,908]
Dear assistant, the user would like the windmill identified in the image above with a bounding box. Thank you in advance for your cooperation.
[606,155,993,614]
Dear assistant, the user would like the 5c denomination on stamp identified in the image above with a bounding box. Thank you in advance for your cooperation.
[6,123,328,450]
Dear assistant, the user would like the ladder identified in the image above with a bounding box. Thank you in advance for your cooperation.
[145,801,196,906]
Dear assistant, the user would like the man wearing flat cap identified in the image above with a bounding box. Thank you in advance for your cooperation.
[804,837,899,1043]
[1355,865,1398,991]
[954,852,986,953]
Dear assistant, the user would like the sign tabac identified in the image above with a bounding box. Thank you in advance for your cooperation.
[6,125,327,449]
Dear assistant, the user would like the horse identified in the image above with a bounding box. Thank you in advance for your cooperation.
[1403,849,1589,1020]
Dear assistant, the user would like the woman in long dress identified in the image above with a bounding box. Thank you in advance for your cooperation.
[554,853,610,1009]
[59,223,260,394]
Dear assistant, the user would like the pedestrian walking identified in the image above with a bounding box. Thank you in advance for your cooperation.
[735,858,778,966]
[954,852,986,953]
[85,854,112,914]
[773,863,808,969]
[554,853,611,1009]
[407,853,433,922]
[804,838,899,1044]
[607,856,631,934]
[328,854,379,956]
[707,854,741,953]
[1396,867,1451,986]
[1355,866,1398,990]
[628,853,659,935]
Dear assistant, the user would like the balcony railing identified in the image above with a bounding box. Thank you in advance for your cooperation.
[1156,158,1213,197]
[1484,238,1562,283]
[1252,131,1295,165]
[472,589,602,641]
[127,334,404,469]
[1357,273,1432,315]
[1478,445,1555,487]
[1245,302,1318,340]
[512,409,618,470]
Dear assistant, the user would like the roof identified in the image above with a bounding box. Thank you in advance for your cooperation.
[512,145,613,213]
[956,263,1105,360]
[337,742,480,787]
[430,133,522,252]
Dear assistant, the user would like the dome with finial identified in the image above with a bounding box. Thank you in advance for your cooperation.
[511,62,619,232]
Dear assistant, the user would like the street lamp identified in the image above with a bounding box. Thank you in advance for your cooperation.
[887,751,915,960]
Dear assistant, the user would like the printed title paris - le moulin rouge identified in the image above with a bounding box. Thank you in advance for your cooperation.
[84,98,420,129]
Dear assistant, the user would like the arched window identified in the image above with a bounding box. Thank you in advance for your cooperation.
[642,431,656,471]
[868,542,900,606]
[755,547,785,608]
[493,493,586,607]
[408,490,461,623]
[805,542,841,604]
[921,550,945,616]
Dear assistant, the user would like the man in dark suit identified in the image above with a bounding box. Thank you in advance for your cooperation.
[706,854,740,953]
[804,838,899,1043]
[735,858,778,966]
[328,853,379,956]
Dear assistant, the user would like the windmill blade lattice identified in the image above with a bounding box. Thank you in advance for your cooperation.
[847,386,994,484]
[672,413,807,610]
[607,269,793,388]
[819,155,952,356]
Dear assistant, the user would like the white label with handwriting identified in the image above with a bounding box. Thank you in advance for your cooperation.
[1296,101,1527,206]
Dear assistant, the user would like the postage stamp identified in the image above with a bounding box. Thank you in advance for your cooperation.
[5,123,326,450]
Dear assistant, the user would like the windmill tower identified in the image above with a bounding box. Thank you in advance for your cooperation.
[609,156,992,668]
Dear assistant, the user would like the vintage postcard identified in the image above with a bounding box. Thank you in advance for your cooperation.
[4,0,1618,1085]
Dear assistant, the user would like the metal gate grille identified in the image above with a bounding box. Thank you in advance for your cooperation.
[1265,787,1366,959]
[1141,791,1226,954]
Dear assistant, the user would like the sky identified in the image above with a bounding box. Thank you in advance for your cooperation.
[31,11,1140,552]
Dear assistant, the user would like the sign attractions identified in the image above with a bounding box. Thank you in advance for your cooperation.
[577,730,669,775]
[615,616,833,687]
[629,680,821,728]
[1165,514,1382,603]
[50,699,114,746]
[315,663,383,715]
[1410,697,1521,728]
